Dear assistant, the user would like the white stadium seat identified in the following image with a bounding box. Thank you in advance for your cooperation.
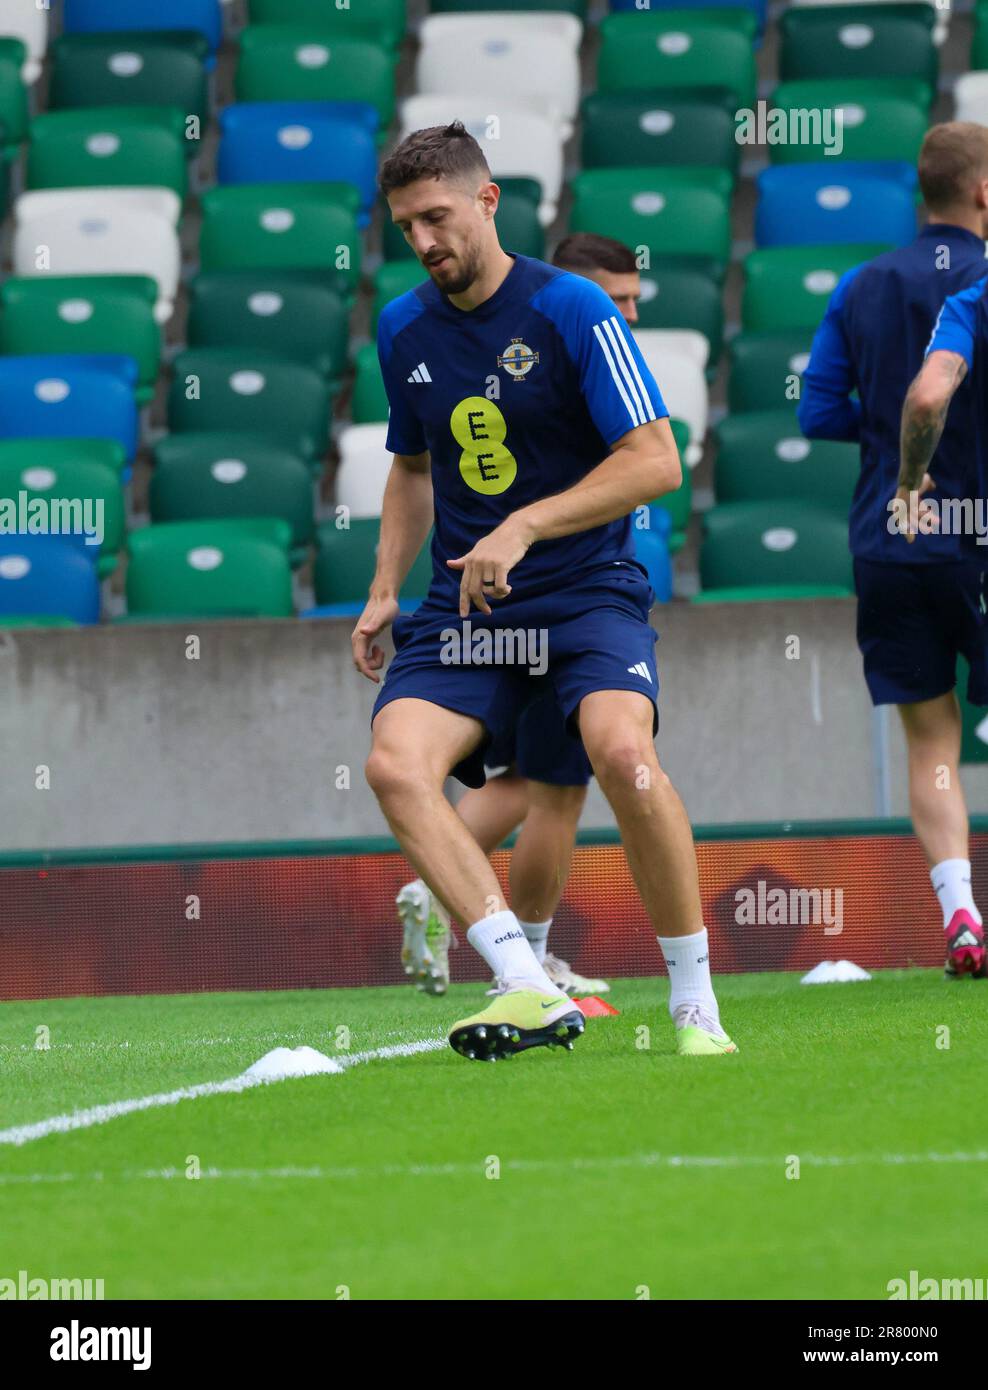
[415,23,581,139]
[14,186,183,229]
[335,424,392,519]
[12,198,181,324]
[634,333,709,464]
[954,72,988,127]
[0,1,48,82]
[632,327,710,373]
[399,95,564,227]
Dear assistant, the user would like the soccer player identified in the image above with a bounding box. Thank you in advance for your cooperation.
[397,233,644,1000]
[799,123,988,979]
[353,122,737,1059]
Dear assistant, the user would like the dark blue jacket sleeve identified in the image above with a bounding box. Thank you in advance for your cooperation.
[797,267,864,442]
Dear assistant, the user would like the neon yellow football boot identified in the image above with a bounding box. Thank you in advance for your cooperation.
[674,1003,738,1056]
[448,987,584,1062]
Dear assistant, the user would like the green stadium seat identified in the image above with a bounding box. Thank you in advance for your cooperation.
[372,261,429,334]
[635,262,725,368]
[235,27,398,130]
[198,184,361,294]
[0,452,125,579]
[429,0,586,13]
[770,78,930,166]
[314,517,433,607]
[248,0,408,52]
[649,416,692,551]
[187,273,349,383]
[49,31,210,128]
[742,244,890,332]
[168,349,332,466]
[570,168,733,270]
[0,275,162,404]
[0,614,79,628]
[27,108,191,196]
[727,331,814,414]
[150,433,315,564]
[779,5,938,86]
[975,8,988,70]
[691,583,853,604]
[0,38,29,151]
[0,437,128,478]
[714,411,858,514]
[351,344,389,425]
[581,90,741,178]
[381,179,545,261]
[700,500,853,592]
[126,519,295,619]
[598,12,758,110]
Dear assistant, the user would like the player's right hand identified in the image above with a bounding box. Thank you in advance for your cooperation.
[352,594,400,683]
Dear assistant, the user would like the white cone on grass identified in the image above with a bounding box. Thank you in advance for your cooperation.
[800,960,872,985]
[243,1046,343,1080]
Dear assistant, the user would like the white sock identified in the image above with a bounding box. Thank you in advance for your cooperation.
[931,859,981,928]
[656,928,721,1029]
[467,911,560,993]
[519,918,551,963]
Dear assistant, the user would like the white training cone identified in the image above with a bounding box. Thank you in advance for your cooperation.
[801,960,872,985]
[243,1046,343,1080]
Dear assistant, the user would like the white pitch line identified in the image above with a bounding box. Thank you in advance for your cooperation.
[1,1150,988,1187]
[0,1037,447,1149]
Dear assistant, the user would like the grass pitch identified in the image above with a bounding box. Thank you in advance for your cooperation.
[1,970,986,1300]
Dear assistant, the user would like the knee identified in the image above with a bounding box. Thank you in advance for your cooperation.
[588,738,663,793]
[365,745,416,801]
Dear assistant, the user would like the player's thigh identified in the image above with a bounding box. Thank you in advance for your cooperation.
[576,689,659,782]
[898,690,962,751]
[369,697,486,784]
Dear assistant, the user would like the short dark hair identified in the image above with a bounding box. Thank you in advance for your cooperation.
[379,121,491,198]
[918,122,988,212]
[552,233,638,276]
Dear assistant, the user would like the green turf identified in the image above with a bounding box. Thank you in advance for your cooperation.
[1,971,986,1300]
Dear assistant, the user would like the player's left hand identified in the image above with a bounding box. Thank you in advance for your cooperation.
[447,518,532,617]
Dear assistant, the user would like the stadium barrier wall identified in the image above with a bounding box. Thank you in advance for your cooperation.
[4,602,985,850]
[0,820,981,1000]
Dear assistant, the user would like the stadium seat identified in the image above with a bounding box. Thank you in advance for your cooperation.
[382,178,545,261]
[598,12,758,110]
[15,185,182,227]
[248,0,408,52]
[12,197,181,325]
[0,357,139,461]
[235,28,398,131]
[198,184,361,294]
[399,96,564,227]
[727,331,813,414]
[648,416,692,552]
[714,411,859,514]
[634,339,708,461]
[313,517,433,614]
[0,451,125,578]
[0,3,47,83]
[351,344,389,424]
[62,0,223,67]
[0,38,29,150]
[429,0,586,12]
[700,500,854,592]
[609,0,767,31]
[742,244,890,332]
[635,327,709,372]
[779,5,938,85]
[0,276,161,403]
[416,21,581,138]
[632,516,673,603]
[168,349,331,467]
[49,32,211,128]
[126,520,295,619]
[770,79,930,165]
[754,165,917,248]
[954,71,988,125]
[335,425,392,519]
[150,433,315,563]
[0,436,127,480]
[186,272,349,382]
[581,91,740,178]
[0,536,101,625]
[634,263,725,368]
[217,104,378,227]
[371,261,429,333]
[569,168,732,271]
[27,108,192,196]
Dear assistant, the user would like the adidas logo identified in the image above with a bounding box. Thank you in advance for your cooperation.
[407,362,432,383]
[953,930,980,947]
[627,661,652,683]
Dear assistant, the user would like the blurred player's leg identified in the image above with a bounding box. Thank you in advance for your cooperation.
[578,689,736,1055]
[457,771,530,852]
[898,693,986,978]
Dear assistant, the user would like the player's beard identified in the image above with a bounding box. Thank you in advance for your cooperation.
[425,242,482,297]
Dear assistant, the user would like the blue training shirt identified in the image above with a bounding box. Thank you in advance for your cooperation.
[798,224,987,563]
[376,253,668,607]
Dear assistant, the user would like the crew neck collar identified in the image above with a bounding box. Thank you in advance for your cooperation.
[434,253,524,319]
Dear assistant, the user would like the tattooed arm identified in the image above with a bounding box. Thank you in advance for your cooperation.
[899,350,968,491]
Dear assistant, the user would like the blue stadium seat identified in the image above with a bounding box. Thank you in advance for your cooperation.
[755,164,917,248]
[217,104,379,226]
[632,511,673,603]
[0,357,139,460]
[62,0,223,67]
[0,535,101,625]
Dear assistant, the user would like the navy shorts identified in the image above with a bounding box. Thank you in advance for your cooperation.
[853,558,988,707]
[484,684,594,787]
[372,563,659,788]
